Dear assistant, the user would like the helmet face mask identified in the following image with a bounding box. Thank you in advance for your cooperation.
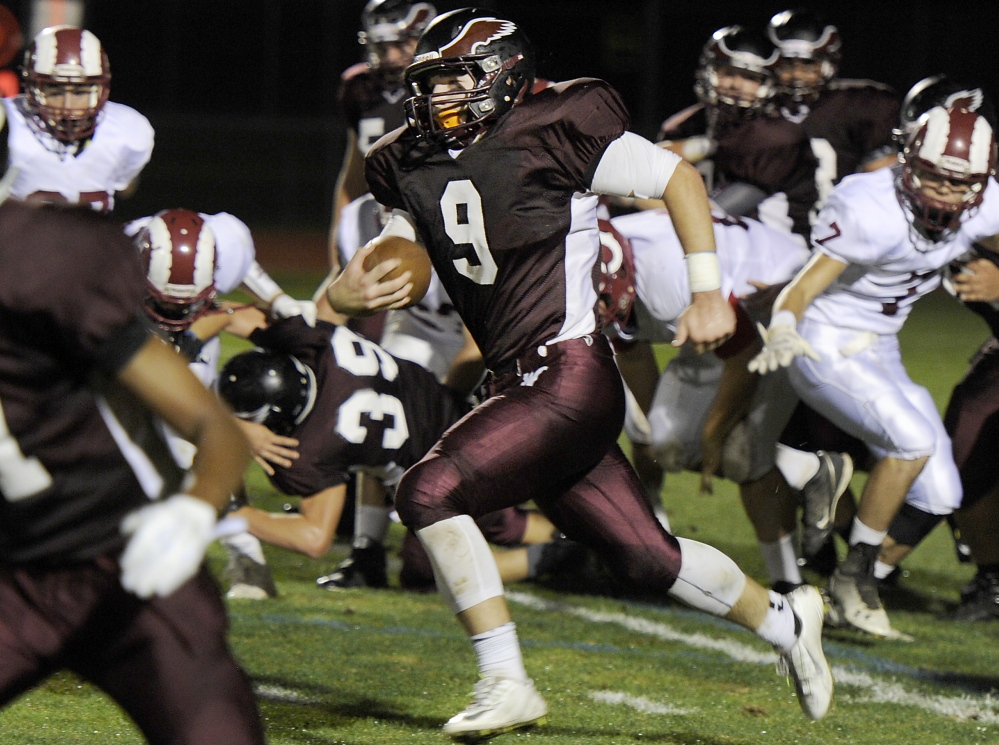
[136,209,218,332]
[694,26,778,117]
[217,350,318,437]
[898,106,997,237]
[404,8,535,148]
[359,0,437,84]
[22,26,110,143]
[767,9,840,105]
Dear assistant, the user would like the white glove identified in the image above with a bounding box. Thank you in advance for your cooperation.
[120,494,217,598]
[270,294,318,327]
[747,320,820,374]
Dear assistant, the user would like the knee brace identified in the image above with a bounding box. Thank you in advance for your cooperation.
[669,537,747,617]
[416,515,504,615]
[887,502,945,548]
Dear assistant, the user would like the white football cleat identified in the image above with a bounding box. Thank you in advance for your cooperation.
[777,585,834,720]
[443,677,547,740]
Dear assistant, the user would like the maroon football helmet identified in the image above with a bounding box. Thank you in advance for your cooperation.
[767,8,841,105]
[136,209,218,331]
[22,26,111,143]
[404,8,535,147]
[898,106,997,235]
[359,0,437,84]
[597,218,637,338]
[694,26,779,116]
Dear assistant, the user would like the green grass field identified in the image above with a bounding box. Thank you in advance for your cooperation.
[2,277,997,745]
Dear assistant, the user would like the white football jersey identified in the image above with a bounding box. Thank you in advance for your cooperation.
[3,96,154,211]
[806,168,999,334]
[124,211,256,296]
[610,208,810,343]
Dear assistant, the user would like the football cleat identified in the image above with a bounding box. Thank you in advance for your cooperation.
[776,585,834,720]
[800,451,853,559]
[443,677,547,740]
[225,553,278,600]
[951,570,999,622]
[826,542,893,637]
[316,544,388,591]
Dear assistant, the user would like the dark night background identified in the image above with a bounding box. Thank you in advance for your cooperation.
[5,1,999,231]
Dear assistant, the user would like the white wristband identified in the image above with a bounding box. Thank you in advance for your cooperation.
[680,135,717,161]
[685,251,721,293]
[770,310,798,329]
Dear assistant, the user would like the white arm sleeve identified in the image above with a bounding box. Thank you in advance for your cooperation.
[590,132,682,200]
[379,209,419,242]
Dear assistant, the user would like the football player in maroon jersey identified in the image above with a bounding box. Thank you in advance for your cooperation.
[213,311,583,593]
[326,8,833,736]
[0,116,263,743]
[768,8,900,188]
[327,0,437,271]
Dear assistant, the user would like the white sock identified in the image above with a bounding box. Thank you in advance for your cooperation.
[354,505,391,548]
[755,590,799,653]
[760,535,803,586]
[849,518,887,547]
[221,531,266,565]
[873,560,895,580]
[470,622,528,682]
[774,444,820,490]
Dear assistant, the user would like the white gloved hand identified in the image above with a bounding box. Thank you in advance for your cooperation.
[270,294,318,327]
[747,321,821,374]
[120,494,217,598]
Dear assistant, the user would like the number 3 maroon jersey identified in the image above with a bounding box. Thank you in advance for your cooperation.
[365,79,629,371]
[248,318,469,497]
[0,201,181,565]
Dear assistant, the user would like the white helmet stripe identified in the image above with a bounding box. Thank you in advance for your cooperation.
[970,116,994,173]
[145,216,174,293]
[193,223,217,291]
[918,106,952,164]
[79,30,105,76]
[33,29,58,74]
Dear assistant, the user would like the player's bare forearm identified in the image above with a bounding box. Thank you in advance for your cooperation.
[235,485,347,559]
[773,252,848,320]
[663,159,717,258]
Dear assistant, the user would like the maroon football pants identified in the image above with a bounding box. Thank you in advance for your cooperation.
[0,559,265,745]
[945,336,999,507]
[395,334,682,592]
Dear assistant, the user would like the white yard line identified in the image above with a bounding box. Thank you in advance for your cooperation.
[508,591,999,724]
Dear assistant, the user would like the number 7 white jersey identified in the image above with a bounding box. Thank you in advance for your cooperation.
[2,96,154,212]
[806,168,999,334]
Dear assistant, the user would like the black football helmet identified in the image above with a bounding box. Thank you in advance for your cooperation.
[894,75,997,149]
[217,349,317,436]
[767,8,840,105]
[694,26,778,116]
[898,106,997,235]
[404,7,535,148]
[359,0,437,83]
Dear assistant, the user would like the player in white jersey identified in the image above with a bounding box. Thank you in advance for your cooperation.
[2,26,153,212]
[128,209,317,600]
[605,208,812,590]
[751,105,999,636]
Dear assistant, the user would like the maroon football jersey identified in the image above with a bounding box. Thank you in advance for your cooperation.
[366,79,629,370]
[249,319,469,497]
[780,79,900,183]
[658,103,819,241]
[0,201,180,564]
[339,62,409,157]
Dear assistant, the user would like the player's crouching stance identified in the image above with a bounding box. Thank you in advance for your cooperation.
[326,8,834,736]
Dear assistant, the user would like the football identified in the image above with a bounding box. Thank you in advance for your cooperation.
[362,235,433,308]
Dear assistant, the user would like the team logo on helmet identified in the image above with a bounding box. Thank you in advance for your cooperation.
[414,17,516,64]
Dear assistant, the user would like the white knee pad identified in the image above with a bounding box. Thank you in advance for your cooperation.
[416,515,505,615]
[669,537,747,617]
